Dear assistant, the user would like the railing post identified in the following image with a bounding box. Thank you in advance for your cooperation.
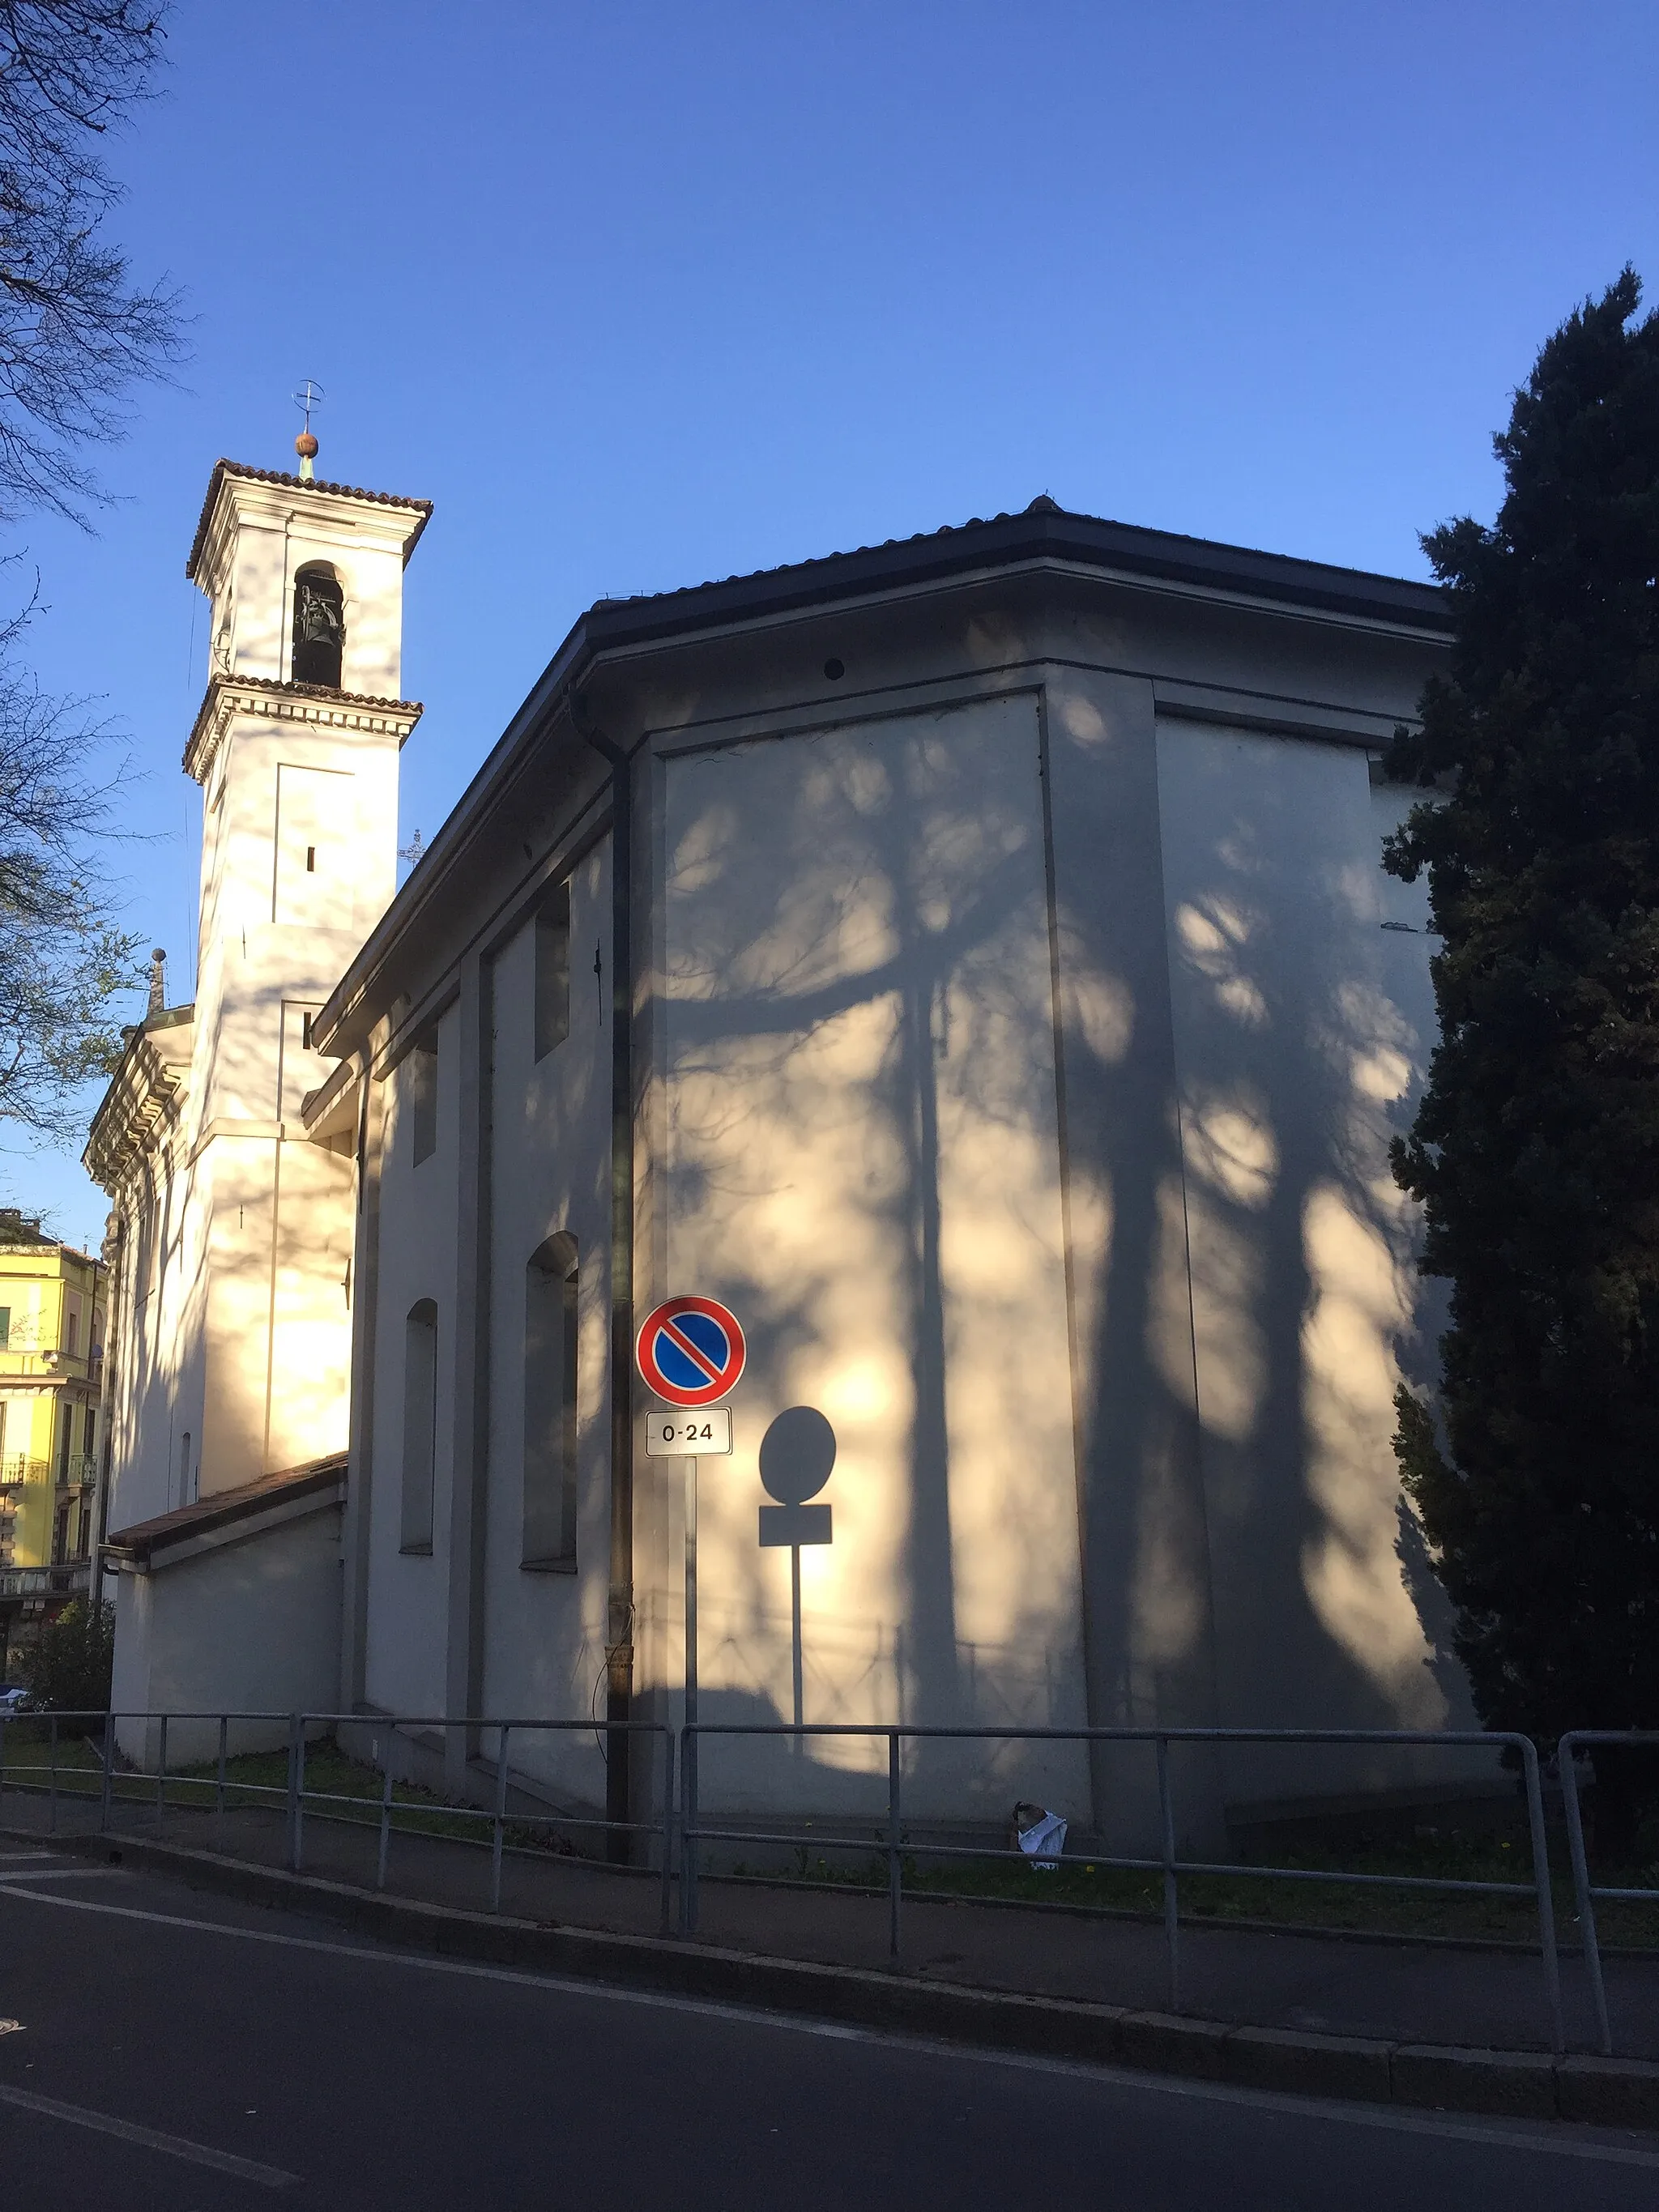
[155,1714,168,1829]
[376,1755,394,1892]
[286,1713,303,1873]
[1559,1733,1610,2055]
[659,1728,676,1938]
[887,1730,902,1959]
[99,1713,113,1834]
[47,1711,58,1833]
[0,1712,7,1812]
[1156,1735,1179,2014]
[1517,1737,1563,2056]
[215,1716,228,1852]
[490,1724,510,1913]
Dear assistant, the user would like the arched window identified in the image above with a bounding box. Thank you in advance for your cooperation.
[401,1299,438,1554]
[522,1234,578,1569]
[292,563,345,688]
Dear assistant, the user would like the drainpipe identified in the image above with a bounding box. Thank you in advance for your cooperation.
[571,693,636,1861]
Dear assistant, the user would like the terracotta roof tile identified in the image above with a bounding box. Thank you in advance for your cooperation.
[103,1452,347,1566]
[186,458,433,580]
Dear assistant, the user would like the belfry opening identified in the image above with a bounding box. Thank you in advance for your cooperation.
[292,562,344,688]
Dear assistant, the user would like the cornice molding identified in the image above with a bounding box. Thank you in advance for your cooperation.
[186,458,432,584]
[183,671,424,785]
[83,1016,194,1196]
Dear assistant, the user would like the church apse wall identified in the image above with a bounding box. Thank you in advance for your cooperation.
[655,696,1088,1822]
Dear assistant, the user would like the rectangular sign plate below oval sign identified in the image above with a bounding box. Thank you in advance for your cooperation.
[646,1408,732,1457]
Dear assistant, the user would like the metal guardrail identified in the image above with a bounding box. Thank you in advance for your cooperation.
[0,1707,676,1934]
[0,1457,49,1485]
[680,1722,1564,2053]
[0,1708,1594,2057]
[1559,1728,1659,2056]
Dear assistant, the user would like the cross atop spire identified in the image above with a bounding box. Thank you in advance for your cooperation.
[292,378,324,480]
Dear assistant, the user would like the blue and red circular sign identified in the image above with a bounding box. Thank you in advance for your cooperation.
[636,1295,746,1408]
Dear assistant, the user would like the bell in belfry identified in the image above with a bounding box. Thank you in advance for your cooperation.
[292,567,345,687]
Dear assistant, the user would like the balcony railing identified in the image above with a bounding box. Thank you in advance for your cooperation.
[59,1455,96,1486]
[0,1562,88,1598]
[0,1456,49,1487]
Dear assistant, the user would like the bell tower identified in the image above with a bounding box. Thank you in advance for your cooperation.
[175,431,430,1493]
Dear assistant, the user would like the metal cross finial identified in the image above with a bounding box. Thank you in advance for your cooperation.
[292,379,325,478]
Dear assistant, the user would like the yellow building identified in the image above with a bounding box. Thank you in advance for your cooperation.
[0,1208,107,1671]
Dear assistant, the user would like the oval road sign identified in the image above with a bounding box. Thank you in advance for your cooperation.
[636,1295,746,1409]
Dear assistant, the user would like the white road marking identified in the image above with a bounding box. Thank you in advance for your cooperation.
[0,1880,1653,2171]
[0,2080,298,2186]
[0,1865,122,1885]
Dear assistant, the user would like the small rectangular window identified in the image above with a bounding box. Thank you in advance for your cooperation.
[66,1309,78,1356]
[409,1038,438,1164]
[306,845,316,873]
[401,1301,438,1553]
[535,882,571,1062]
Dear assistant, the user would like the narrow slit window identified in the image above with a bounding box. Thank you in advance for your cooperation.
[409,1037,438,1164]
[401,1299,438,1554]
[306,846,317,873]
[534,881,571,1062]
[522,1233,578,1568]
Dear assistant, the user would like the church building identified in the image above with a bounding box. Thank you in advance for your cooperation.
[87,439,1474,1843]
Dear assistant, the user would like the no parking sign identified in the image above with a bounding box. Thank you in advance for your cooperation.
[635,1295,746,1408]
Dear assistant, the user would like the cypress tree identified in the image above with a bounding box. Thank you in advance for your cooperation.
[1386,270,1659,1840]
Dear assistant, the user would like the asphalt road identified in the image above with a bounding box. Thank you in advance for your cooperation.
[0,1845,1656,2210]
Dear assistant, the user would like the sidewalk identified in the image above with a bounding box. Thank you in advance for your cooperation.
[3,1780,1651,2060]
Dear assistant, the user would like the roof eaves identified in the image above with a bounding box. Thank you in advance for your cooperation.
[186,459,435,582]
[312,504,1448,1055]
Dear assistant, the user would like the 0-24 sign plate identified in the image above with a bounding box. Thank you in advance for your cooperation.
[646,1407,732,1457]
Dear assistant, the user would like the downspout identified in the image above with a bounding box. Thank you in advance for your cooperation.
[571,693,637,1860]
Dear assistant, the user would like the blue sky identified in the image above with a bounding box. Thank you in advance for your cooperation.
[11,0,1659,1249]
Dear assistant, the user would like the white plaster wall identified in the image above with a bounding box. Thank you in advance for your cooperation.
[362,1001,463,1717]
[478,844,613,1803]
[657,695,1087,1822]
[1155,719,1478,1809]
[108,1128,211,1532]
[112,1506,343,1767]
[209,489,411,701]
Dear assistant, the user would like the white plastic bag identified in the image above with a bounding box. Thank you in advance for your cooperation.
[1015,1808,1068,1871]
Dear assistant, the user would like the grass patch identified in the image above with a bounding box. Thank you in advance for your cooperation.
[0,1733,586,1856]
[731,1824,1659,1948]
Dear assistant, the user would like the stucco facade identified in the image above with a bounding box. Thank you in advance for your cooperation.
[0,1220,106,1672]
[91,473,1472,1841]
[87,462,428,1730]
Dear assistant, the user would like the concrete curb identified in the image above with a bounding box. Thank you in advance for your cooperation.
[11,1824,1657,2130]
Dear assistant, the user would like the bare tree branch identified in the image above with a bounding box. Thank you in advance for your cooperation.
[0,3,181,525]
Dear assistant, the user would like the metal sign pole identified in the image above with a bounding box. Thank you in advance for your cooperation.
[684,1456,698,1728]
[683,1452,698,1933]
[791,1544,804,1755]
